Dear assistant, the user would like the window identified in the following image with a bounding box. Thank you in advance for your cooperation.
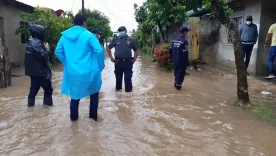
[20,21,29,44]
[227,16,243,44]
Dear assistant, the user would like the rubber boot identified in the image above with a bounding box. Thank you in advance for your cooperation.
[89,114,98,122]
[43,95,53,106]
[89,93,99,122]
[175,84,182,90]
[70,100,79,121]
[28,99,35,107]
[125,89,132,92]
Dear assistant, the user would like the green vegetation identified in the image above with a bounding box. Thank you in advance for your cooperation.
[252,102,276,124]
[16,7,73,65]
[79,9,113,41]
[232,98,276,124]
[16,7,112,65]
[134,0,249,104]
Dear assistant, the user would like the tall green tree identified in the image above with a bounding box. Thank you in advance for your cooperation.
[135,0,187,41]
[79,9,113,41]
[16,7,73,64]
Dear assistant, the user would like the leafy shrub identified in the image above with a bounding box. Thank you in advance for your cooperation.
[16,7,73,65]
[154,43,173,71]
[141,46,152,54]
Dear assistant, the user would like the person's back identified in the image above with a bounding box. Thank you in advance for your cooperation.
[55,14,104,121]
[169,25,190,90]
[171,35,188,68]
[59,26,102,88]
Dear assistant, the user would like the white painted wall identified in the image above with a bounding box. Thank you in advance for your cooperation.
[216,0,262,74]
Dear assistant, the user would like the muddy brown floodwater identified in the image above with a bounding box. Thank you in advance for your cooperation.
[1,54,276,156]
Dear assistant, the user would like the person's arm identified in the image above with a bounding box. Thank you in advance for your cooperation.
[107,38,116,62]
[55,37,66,64]
[265,25,274,49]
[31,40,50,61]
[239,25,243,36]
[89,35,104,71]
[169,42,173,58]
[131,40,139,63]
[265,33,272,49]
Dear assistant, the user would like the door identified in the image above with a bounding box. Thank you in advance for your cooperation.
[0,17,5,46]
[187,17,200,61]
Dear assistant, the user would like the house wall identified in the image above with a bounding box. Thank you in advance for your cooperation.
[199,16,220,65]
[256,0,276,75]
[0,1,29,65]
[216,0,262,74]
[164,23,182,43]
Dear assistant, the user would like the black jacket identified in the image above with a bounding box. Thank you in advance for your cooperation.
[24,37,52,79]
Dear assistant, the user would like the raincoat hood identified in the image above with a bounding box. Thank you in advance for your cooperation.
[61,26,86,42]
[29,24,46,42]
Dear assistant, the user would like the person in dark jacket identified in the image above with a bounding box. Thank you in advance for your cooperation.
[91,29,101,39]
[239,15,259,75]
[169,25,190,90]
[25,24,53,107]
[91,29,104,47]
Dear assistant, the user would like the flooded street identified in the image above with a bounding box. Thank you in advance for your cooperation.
[1,54,276,156]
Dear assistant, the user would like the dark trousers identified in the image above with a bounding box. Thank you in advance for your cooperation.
[268,46,276,75]
[70,93,99,119]
[114,59,133,91]
[174,66,186,87]
[28,77,53,99]
[242,44,254,70]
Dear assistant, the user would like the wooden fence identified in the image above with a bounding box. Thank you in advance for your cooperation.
[0,38,11,88]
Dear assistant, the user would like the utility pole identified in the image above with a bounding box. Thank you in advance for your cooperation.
[82,0,84,16]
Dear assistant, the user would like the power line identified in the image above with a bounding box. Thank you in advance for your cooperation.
[98,0,126,26]
[115,0,129,9]
[70,0,76,12]
[109,4,133,14]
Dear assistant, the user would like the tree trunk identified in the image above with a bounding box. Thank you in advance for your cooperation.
[157,23,165,42]
[211,0,250,105]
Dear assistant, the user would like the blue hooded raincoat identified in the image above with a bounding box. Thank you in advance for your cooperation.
[55,26,104,100]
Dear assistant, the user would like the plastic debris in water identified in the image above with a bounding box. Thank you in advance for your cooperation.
[261,91,272,95]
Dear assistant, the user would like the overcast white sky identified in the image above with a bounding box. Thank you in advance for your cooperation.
[17,0,146,31]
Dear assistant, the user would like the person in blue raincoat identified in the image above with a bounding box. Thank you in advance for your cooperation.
[55,14,104,121]
[169,25,190,90]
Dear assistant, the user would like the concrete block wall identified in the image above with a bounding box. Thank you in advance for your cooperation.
[216,0,262,74]
[256,0,276,76]
[0,1,28,65]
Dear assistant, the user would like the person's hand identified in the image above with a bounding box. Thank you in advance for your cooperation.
[44,42,49,49]
[264,43,268,49]
[111,57,116,62]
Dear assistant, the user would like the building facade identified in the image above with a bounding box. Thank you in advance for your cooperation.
[0,0,33,66]
[200,0,276,76]
[165,0,276,76]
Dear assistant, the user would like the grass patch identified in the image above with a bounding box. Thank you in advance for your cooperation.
[231,98,238,106]
[251,102,276,123]
[231,98,276,124]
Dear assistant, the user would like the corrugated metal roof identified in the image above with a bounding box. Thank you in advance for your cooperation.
[4,0,34,11]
